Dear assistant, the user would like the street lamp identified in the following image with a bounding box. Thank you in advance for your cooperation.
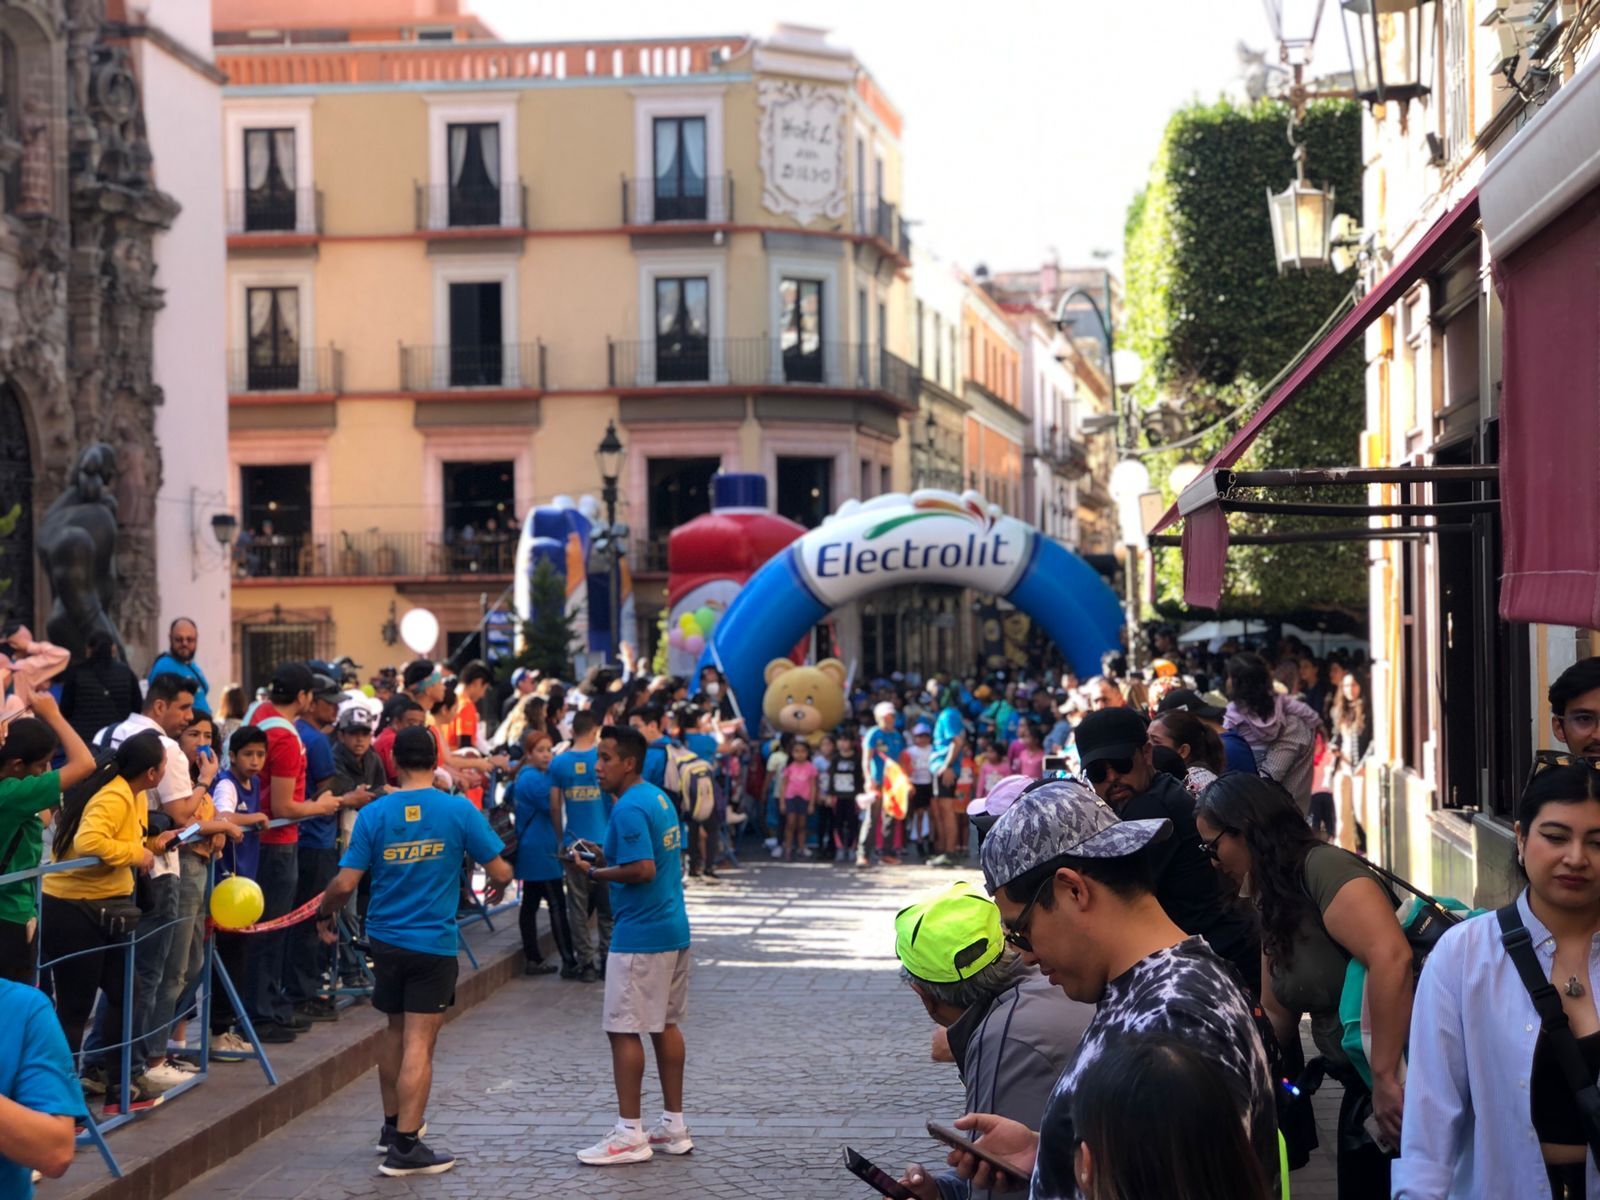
[1262,0,1328,63]
[1338,0,1437,108]
[1267,143,1337,271]
[594,419,627,665]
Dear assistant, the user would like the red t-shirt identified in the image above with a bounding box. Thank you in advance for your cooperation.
[258,707,306,845]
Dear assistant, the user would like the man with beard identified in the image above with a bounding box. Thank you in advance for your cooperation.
[146,617,211,714]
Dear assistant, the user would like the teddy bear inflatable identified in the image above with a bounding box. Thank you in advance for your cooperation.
[762,657,847,745]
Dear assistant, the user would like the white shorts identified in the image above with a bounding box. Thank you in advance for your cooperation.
[602,948,691,1034]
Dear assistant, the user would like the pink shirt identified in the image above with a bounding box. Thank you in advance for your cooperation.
[1010,745,1046,780]
[782,760,818,800]
[977,760,1009,797]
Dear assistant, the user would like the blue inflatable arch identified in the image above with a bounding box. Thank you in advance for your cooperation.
[697,490,1125,719]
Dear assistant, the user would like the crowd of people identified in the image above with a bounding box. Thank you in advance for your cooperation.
[5,612,1600,1199]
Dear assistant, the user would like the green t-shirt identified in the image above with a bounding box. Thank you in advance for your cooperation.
[1268,843,1382,1065]
[0,770,63,926]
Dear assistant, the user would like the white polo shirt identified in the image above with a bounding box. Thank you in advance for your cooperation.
[105,714,194,880]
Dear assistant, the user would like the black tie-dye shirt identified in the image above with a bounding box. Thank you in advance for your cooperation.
[1030,937,1277,1200]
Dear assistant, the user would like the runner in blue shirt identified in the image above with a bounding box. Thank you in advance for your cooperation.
[0,979,82,1198]
[569,724,693,1167]
[927,685,969,867]
[317,726,510,1179]
[550,711,612,980]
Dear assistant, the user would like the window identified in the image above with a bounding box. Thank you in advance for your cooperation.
[776,456,833,528]
[243,128,296,231]
[655,276,709,382]
[860,459,872,499]
[416,26,454,42]
[877,302,887,355]
[442,461,515,571]
[448,282,504,386]
[246,286,301,390]
[1442,0,1470,163]
[649,457,719,541]
[653,117,707,221]
[855,135,868,229]
[880,464,891,496]
[779,277,824,383]
[447,122,502,226]
[240,464,311,576]
[916,301,926,373]
[857,287,870,382]
[932,312,944,386]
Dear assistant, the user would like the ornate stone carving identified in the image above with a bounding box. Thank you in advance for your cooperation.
[16,97,51,215]
[757,80,848,225]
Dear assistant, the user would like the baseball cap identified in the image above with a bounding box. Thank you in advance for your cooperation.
[912,721,932,736]
[309,672,343,703]
[335,703,375,733]
[873,701,897,719]
[894,881,1006,984]
[966,773,1034,819]
[268,662,315,701]
[1155,687,1226,722]
[1073,708,1150,767]
[980,778,1171,893]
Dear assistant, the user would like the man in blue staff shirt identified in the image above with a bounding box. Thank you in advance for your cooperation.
[0,978,83,1198]
[316,726,511,1179]
[570,724,692,1168]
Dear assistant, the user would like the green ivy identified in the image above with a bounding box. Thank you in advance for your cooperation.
[1123,97,1367,617]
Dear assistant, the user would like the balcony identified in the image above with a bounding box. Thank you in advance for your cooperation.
[606,337,920,406]
[632,535,671,574]
[621,175,734,225]
[415,182,528,231]
[399,342,546,392]
[227,187,322,236]
[232,531,516,581]
[846,193,910,260]
[228,347,343,395]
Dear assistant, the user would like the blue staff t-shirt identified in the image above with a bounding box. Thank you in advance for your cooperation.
[863,727,906,785]
[512,766,561,883]
[929,705,966,778]
[550,747,608,847]
[294,718,339,850]
[0,980,85,1200]
[342,787,503,957]
[603,781,689,954]
[642,735,676,790]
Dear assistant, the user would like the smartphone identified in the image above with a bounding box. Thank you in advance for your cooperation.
[1042,753,1071,778]
[576,848,598,864]
[927,1119,1024,1184]
[175,821,205,845]
[1362,1114,1396,1155]
[843,1147,914,1200]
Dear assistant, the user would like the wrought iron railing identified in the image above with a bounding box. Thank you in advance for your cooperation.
[621,174,734,224]
[606,337,919,405]
[398,341,546,391]
[228,346,343,394]
[415,181,528,230]
[226,187,322,235]
[232,530,518,580]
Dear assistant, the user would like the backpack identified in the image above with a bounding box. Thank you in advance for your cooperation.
[662,744,716,823]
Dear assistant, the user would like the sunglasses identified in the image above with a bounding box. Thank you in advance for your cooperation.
[1002,870,1057,952]
[1523,748,1600,791]
[1084,757,1134,785]
[1198,830,1230,860]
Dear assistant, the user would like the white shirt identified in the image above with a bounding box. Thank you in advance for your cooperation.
[1394,890,1600,1200]
[211,776,239,815]
[105,714,194,880]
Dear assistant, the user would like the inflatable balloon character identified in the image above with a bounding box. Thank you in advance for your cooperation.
[761,657,847,747]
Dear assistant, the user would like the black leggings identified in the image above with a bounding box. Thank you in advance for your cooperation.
[518,880,576,969]
[1548,1162,1586,1199]
[210,931,248,1034]
[41,894,137,1076]
[0,918,35,986]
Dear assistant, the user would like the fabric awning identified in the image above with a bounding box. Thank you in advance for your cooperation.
[1153,188,1482,608]
[1482,52,1600,628]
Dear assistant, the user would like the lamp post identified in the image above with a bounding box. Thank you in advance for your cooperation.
[1338,0,1437,108]
[595,419,627,666]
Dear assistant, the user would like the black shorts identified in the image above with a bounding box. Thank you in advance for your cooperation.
[370,939,459,1015]
[910,782,934,812]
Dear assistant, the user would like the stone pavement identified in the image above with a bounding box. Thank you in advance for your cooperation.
[163,858,1343,1200]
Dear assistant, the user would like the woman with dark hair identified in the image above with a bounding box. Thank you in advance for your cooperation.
[58,627,142,743]
[1195,773,1413,1198]
[1223,652,1320,812]
[215,683,248,760]
[1329,672,1369,768]
[1396,762,1600,1200]
[1149,709,1225,798]
[1069,1034,1271,1200]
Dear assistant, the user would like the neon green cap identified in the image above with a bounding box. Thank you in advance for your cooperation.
[893,880,1005,984]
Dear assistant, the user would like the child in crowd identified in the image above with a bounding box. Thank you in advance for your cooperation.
[829,730,863,863]
[764,733,792,855]
[812,735,836,858]
[210,726,272,1057]
[1009,718,1047,780]
[902,722,935,860]
[779,739,818,862]
[976,738,1009,800]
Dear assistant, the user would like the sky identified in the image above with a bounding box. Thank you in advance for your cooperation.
[473,0,1339,276]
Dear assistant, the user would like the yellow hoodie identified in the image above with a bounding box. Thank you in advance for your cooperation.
[42,775,144,901]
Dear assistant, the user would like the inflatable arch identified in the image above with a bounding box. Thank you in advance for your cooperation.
[698,489,1126,717]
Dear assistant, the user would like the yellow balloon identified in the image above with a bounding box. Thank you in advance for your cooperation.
[210,875,265,930]
[678,613,699,633]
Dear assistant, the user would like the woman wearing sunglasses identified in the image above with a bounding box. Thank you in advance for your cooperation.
[1194,773,1413,1200]
[1394,759,1600,1200]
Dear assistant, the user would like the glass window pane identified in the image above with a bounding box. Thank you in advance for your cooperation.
[654,119,679,194]
[779,279,799,352]
[656,279,680,335]
[684,278,708,336]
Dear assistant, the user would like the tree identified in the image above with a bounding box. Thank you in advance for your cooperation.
[1123,97,1366,617]
[503,557,576,681]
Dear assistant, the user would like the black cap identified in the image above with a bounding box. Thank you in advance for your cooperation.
[268,662,316,701]
[1155,687,1226,722]
[1073,708,1150,766]
[310,672,343,703]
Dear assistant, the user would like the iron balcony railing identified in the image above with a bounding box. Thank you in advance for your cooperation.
[226,187,322,235]
[606,337,920,405]
[399,341,546,391]
[621,174,734,224]
[415,181,528,230]
[233,530,518,580]
[632,535,672,574]
[845,192,909,257]
[228,346,343,394]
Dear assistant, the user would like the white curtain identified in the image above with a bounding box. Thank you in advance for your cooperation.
[654,121,678,188]
[449,126,468,185]
[682,120,706,187]
[276,290,299,356]
[248,289,273,340]
[245,131,270,190]
[479,125,500,188]
[272,130,296,189]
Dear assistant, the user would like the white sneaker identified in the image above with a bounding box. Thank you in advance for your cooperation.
[646,1121,694,1156]
[575,1128,653,1166]
[142,1061,190,1089]
[163,1056,201,1075]
[770,844,784,859]
[762,836,779,849]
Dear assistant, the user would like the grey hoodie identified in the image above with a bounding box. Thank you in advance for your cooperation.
[935,963,1094,1200]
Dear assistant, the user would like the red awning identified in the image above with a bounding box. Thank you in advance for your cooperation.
[1154,188,1482,608]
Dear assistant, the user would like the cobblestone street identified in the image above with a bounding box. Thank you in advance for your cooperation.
[172,861,982,1200]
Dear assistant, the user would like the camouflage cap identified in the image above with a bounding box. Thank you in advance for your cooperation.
[980,776,1171,893]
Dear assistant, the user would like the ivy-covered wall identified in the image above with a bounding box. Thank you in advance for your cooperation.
[1123,97,1367,617]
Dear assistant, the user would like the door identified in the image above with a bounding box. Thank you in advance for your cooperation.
[780,278,823,383]
[243,128,296,231]
[240,464,311,576]
[446,123,501,226]
[246,287,301,390]
[448,282,503,386]
[653,117,707,221]
[654,277,709,381]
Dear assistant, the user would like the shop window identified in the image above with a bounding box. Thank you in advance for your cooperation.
[776,456,832,528]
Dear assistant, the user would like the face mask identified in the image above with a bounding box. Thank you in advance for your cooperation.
[706,682,720,696]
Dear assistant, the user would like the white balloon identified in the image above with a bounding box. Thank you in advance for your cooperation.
[576,494,600,520]
[550,494,576,511]
[399,607,440,655]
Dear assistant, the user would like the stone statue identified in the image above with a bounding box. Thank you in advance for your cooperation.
[37,442,123,661]
[17,97,51,216]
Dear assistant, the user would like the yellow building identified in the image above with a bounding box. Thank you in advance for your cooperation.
[213,10,918,688]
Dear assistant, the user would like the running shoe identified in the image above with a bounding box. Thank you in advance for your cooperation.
[376,1120,428,1153]
[646,1121,694,1156]
[575,1128,653,1166]
[102,1077,164,1115]
[378,1137,454,1176]
[142,1060,190,1089]
[211,1032,253,1061]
